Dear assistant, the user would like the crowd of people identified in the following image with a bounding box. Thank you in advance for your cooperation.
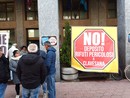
[0,41,56,98]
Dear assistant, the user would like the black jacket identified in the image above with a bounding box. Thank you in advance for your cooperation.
[0,54,10,83]
[17,53,47,89]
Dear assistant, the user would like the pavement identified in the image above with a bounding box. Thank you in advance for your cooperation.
[4,79,130,98]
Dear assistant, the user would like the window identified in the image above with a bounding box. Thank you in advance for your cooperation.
[0,1,14,21]
[107,0,117,18]
[25,0,38,20]
[62,0,89,20]
[28,29,39,38]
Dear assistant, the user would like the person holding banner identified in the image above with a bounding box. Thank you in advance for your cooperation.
[0,47,10,98]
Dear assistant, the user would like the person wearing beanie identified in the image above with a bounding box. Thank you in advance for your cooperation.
[17,43,47,98]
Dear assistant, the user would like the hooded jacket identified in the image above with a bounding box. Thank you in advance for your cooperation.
[17,53,47,89]
[9,56,21,84]
[8,45,18,61]
[45,47,56,75]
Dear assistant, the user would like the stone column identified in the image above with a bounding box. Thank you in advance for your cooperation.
[38,0,60,81]
[15,0,24,47]
[117,0,130,70]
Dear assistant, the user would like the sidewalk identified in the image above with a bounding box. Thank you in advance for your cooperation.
[5,79,130,98]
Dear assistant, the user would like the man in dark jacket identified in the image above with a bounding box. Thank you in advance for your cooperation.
[17,43,47,98]
[0,47,10,98]
[44,41,56,98]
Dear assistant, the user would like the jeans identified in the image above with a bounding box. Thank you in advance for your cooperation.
[46,74,56,98]
[42,80,47,93]
[22,85,41,98]
[0,83,7,98]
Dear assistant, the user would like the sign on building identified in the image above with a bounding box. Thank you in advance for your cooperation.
[41,36,57,46]
[0,32,9,57]
[71,27,118,73]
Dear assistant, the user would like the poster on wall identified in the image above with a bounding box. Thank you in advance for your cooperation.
[71,26,118,73]
[41,36,57,46]
[0,33,9,57]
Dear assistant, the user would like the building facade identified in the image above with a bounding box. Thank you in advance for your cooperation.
[0,0,129,81]
[0,0,117,46]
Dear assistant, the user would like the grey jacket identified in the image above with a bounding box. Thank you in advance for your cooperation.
[9,56,21,84]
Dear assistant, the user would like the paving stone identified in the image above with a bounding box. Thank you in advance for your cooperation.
[4,79,130,98]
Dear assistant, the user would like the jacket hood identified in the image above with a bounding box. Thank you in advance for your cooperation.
[47,47,56,52]
[11,55,22,61]
[10,46,18,51]
[21,54,39,65]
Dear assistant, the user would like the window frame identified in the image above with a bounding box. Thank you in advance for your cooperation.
[0,1,15,21]
[25,0,38,21]
[62,0,89,20]
[107,0,117,19]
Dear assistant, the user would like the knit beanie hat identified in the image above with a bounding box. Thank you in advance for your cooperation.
[27,43,38,53]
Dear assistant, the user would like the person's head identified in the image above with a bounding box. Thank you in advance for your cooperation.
[21,46,27,51]
[44,41,51,50]
[28,43,38,53]
[13,50,20,57]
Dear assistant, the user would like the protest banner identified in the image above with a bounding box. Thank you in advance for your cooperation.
[71,27,118,73]
[0,33,9,57]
